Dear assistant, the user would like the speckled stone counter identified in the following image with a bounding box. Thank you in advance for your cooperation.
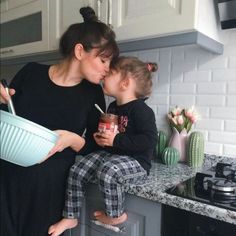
[124,155,236,225]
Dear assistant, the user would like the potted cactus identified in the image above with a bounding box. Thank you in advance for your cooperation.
[188,131,205,168]
[161,147,180,166]
[155,130,168,162]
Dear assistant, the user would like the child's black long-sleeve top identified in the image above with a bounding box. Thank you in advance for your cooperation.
[106,99,158,173]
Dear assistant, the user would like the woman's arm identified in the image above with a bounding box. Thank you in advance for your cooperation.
[46,130,85,158]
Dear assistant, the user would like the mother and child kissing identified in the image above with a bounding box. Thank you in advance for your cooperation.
[48,56,158,236]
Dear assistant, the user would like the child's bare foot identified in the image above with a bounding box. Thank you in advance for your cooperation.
[48,218,78,236]
[94,211,127,225]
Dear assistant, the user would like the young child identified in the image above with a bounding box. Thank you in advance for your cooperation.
[48,56,158,236]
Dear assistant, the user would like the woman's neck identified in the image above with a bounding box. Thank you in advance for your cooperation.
[49,59,83,87]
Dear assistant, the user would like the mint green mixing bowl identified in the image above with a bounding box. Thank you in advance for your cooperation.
[0,110,58,167]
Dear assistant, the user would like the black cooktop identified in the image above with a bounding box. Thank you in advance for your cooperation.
[166,162,236,212]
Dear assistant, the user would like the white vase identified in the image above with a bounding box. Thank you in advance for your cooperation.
[169,127,188,163]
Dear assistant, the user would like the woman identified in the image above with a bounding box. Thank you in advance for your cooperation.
[0,7,119,236]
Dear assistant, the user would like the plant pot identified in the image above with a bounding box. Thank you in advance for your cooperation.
[169,127,188,163]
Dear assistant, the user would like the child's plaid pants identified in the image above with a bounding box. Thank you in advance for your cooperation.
[63,150,147,219]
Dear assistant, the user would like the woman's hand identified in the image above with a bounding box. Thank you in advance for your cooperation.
[45,130,85,160]
[93,130,118,147]
[0,83,15,104]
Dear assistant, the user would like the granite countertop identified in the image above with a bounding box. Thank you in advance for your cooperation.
[124,155,236,225]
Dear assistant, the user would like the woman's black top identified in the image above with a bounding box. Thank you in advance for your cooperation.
[0,62,105,236]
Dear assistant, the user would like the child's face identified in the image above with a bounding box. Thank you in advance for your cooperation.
[102,70,122,97]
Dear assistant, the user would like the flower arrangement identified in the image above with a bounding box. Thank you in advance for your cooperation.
[167,106,200,133]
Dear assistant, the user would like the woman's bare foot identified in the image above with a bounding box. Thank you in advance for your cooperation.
[48,218,78,236]
[94,211,127,225]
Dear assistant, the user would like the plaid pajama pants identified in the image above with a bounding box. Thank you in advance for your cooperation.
[63,150,147,219]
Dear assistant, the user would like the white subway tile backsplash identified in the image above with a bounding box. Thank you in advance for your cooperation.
[223,45,236,56]
[227,30,236,46]
[210,107,236,119]
[149,94,168,105]
[196,119,223,130]
[137,49,159,62]
[204,142,223,155]
[154,83,169,93]
[184,71,211,82]
[170,71,183,83]
[229,56,236,68]
[172,60,197,74]
[226,95,236,106]
[198,57,228,70]
[225,120,236,132]
[196,107,210,118]
[170,95,195,107]
[160,48,171,60]
[150,30,236,158]
[157,105,169,116]
[227,82,236,94]
[223,145,236,158]
[196,95,225,106]
[171,46,185,62]
[155,117,170,132]
[212,69,236,81]
[170,84,195,94]
[209,131,236,145]
[197,83,226,94]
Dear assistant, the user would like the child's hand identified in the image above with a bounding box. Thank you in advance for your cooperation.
[94,132,104,147]
[93,131,118,147]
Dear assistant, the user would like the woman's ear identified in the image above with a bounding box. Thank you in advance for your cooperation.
[74,44,84,60]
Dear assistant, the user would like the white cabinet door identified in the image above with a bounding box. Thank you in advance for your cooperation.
[8,0,37,10]
[0,0,7,12]
[0,0,37,12]
[110,0,196,42]
[58,0,96,37]
[0,0,50,58]
[50,0,97,50]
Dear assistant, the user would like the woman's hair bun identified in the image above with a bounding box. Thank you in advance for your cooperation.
[147,62,158,72]
[80,7,98,22]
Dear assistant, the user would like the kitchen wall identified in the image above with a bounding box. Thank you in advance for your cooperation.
[125,29,236,158]
[1,29,236,158]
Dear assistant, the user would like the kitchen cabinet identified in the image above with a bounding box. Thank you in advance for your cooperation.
[3,0,36,10]
[0,0,96,59]
[0,0,53,58]
[98,0,223,54]
[0,0,223,62]
[162,205,236,236]
[65,183,162,236]
[0,0,36,12]
[56,0,96,43]
[100,0,197,41]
